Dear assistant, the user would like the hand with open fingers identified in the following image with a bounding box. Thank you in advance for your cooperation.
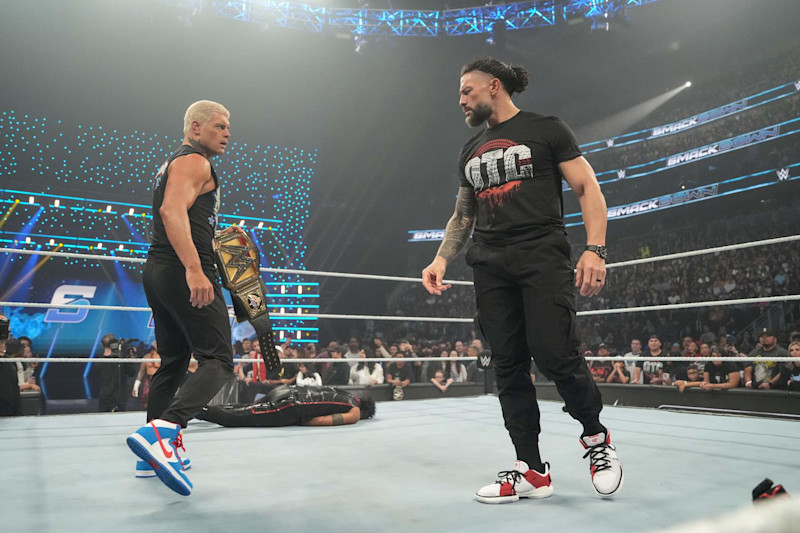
[186,268,214,308]
[421,257,451,296]
[575,250,606,297]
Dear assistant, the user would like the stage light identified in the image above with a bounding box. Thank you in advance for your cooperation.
[29,196,34,204]
[106,205,112,212]
[118,244,124,251]
[53,199,60,207]
[128,208,135,216]
[685,81,692,88]
[97,242,103,249]
[258,221,264,229]
[279,330,285,340]
[25,237,31,243]
[281,285,286,294]
[296,331,301,340]
[298,286,303,294]
[239,220,245,227]
[49,239,55,245]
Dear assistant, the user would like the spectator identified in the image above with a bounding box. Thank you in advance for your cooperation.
[0,334,22,416]
[386,353,413,390]
[315,340,339,381]
[466,345,485,383]
[445,350,467,383]
[431,369,452,393]
[622,338,643,381]
[454,340,466,357]
[673,364,704,393]
[6,336,39,394]
[372,338,392,359]
[634,335,667,385]
[427,350,450,381]
[132,342,161,408]
[349,347,385,386]
[95,334,137,412]
[325,345,350,386]
[606,357,630,384]
[240,337,252,358]
[699,325,717,346]
[778,341,800,391]
[744,328,788,390]
[344,337,361,366]
[700,347,741,391]
[296,362,322,387]
[590,344,613,383]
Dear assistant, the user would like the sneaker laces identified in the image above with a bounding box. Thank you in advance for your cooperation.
[171,432,186,462]
[583,444,612,472]
[495,470,524,486]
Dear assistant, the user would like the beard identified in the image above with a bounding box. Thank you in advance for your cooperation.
[464,102,493,128]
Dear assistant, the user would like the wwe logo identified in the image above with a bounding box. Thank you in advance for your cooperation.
[616,169,626,180]
[219,242,256,284]
[776,168,790,181]
[794,80,800,91]
[478,354,492,368]
[606,139,615,148]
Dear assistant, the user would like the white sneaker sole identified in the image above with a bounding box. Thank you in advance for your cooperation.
[475,485,554,504]
[127,433,192,496]
[593,467,624,499]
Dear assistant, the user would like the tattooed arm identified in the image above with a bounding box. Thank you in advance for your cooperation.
[421,187,476,295]
[303,407,361,426]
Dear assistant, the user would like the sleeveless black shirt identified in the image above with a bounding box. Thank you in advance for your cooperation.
[148,145,220,269]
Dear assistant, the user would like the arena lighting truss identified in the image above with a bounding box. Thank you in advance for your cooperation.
[165,0,662,37]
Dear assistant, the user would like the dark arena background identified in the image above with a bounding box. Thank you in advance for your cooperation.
[1,1,799,531]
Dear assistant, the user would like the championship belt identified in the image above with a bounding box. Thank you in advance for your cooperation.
[214,230,282,377]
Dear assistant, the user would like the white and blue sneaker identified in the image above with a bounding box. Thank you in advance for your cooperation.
[135,439,191,478]
[127,420,193,496]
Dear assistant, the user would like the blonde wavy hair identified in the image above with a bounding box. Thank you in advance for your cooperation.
[183,100,230,135]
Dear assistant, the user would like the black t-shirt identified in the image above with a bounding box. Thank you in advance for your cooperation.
[387,363,413,383]
[0,361,21,416]
[590,360,613,382]
[458,111,582,245]
[704,361,739,384]
[636,357,664,384]
[326,362,350,386]
[779,363,800,391]
[149,145,220,269]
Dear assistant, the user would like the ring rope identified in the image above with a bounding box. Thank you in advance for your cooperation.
[4,356,796,364]
[2,232,798,283]
[2,294,799,321]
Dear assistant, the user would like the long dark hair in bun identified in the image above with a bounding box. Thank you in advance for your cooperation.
[460,58,529,96]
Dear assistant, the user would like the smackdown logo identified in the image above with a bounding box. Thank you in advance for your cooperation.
[44,285,97,324]
[652,99,748,138]
[409,230,445,242]
[607,185,718,219]
[666,125,780,167]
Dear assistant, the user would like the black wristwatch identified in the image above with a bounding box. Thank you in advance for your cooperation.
[585,245,607,261]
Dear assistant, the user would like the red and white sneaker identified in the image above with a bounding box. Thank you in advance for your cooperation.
[475,461,554,504]
[581,432,623,498]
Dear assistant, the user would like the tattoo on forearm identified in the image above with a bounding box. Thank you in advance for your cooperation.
[436,188,476,261]
[331,413,345,426]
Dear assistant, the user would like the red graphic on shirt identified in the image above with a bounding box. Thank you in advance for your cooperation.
[472,138,518,159]
[476,180,522,210]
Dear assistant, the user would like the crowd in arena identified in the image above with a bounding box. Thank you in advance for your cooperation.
[2,292,799,417]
